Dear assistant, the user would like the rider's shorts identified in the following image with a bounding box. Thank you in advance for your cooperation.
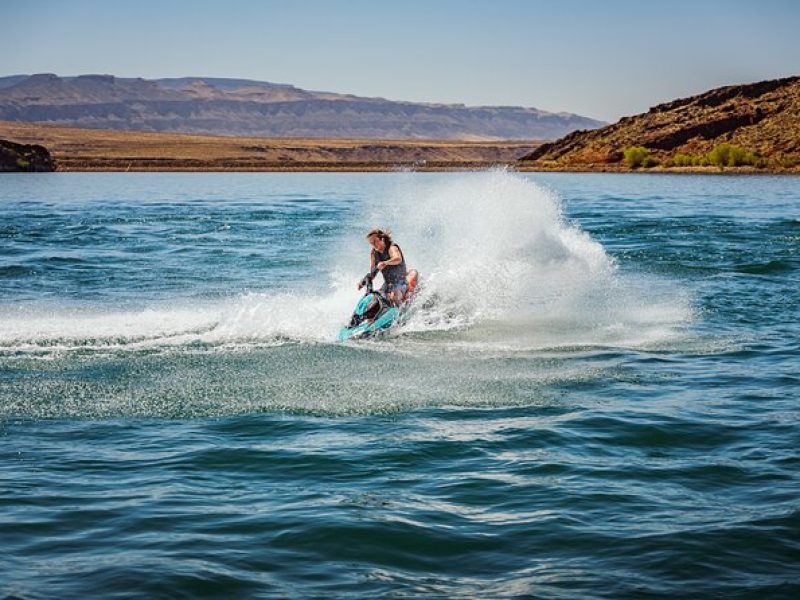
[382,280,408,299]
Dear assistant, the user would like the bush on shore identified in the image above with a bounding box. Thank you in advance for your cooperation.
[671,153,705,167]
[706,143,760,167]
[642,155,659,168]
[623,146,651,168]
[622,144,771,170]
[662,144,763,169]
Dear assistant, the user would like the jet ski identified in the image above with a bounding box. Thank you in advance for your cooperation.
[337,267,419,341]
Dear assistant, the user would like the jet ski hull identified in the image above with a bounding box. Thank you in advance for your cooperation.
[337,269,419,341]
[337,305,399,341]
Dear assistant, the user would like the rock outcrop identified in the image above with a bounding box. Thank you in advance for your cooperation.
[519,76,800,168]
[0,138,55,171]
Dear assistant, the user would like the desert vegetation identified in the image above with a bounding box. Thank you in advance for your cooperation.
[663,143,763,169]
[623,146,659,168]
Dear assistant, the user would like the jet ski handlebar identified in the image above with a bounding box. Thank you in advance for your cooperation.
[360,267,380,293]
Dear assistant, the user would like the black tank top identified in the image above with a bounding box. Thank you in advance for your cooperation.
[373,243,407,284]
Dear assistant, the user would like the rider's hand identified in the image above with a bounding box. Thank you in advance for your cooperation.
[357,280,364,290]
[376,261,386,270]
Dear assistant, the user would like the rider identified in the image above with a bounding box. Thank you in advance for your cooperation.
[359,228,408,306]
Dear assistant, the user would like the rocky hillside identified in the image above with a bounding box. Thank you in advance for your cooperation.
[0,138,55,171]
[0,74,604,140]
[519,76,800,169]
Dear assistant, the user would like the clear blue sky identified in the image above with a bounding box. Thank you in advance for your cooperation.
[3,0,799,121]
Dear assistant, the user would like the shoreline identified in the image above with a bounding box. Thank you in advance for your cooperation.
[30,162,800,174]
[1,120,797,174]
[7,164,798,174]
[516,164,800,175]
[42,160,517,172]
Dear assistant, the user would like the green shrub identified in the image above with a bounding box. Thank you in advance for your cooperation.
[707,143,758,168]
[728,145,750,166]
[707,143,730,167]
[673,153,694,167]
[16,158,30,170]
[642,156,659,168]
[623,146,650,168]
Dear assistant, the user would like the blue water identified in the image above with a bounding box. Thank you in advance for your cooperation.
[1,171,798,598]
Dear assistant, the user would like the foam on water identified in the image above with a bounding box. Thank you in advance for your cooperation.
[0,170,694,357]
[0,291,354,356]
[343,169,694,350]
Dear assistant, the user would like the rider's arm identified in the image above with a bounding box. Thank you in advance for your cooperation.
[359,251,377,289]
[378,245,402,269]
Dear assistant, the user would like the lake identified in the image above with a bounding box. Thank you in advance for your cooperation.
[1,171,798,598]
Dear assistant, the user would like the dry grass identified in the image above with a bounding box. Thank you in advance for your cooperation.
[0,121,541,171]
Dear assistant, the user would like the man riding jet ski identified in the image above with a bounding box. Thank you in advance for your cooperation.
[337,228,419,341]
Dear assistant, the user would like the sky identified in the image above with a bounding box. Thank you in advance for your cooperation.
[2,0,799,121]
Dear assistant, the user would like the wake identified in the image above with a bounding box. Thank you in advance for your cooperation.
[0,170,694,357]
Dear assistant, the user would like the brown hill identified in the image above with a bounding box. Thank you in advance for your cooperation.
[0,120,539,171]
[0,74,605,141]
[519,76,800,170]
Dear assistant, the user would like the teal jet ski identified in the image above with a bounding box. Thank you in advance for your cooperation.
[337,267,419,341]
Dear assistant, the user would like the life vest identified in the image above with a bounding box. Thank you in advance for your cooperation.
[373,243,407,285]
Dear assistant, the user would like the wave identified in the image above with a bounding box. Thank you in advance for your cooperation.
[730,260,795,275]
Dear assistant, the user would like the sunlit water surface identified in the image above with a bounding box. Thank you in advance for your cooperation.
[1,171,798,598]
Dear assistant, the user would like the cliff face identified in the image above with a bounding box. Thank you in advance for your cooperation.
[0,74,605,140]
[0,138,55,171]
[519,76,800,167]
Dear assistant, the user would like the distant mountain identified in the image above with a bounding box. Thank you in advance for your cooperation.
[0,75,30,89]
[0,73,604,140]
[519,76,800,168]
